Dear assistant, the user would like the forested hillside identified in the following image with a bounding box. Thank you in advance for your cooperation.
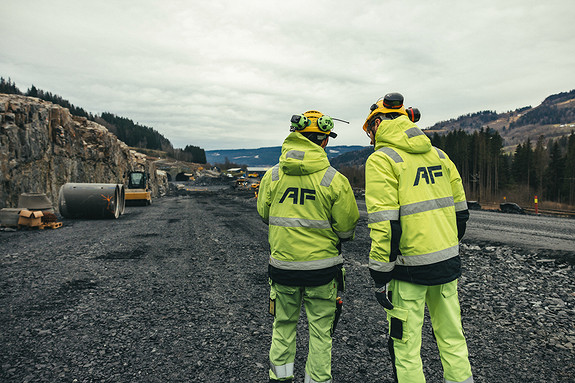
[0,77,206,164]
[429,129,575,206]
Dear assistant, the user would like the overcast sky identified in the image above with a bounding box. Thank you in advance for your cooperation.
[2,1,574,150]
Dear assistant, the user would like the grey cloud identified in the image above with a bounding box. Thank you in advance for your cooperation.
[1,0,574,150]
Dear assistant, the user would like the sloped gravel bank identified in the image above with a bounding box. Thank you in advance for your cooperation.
[1,192,574,382]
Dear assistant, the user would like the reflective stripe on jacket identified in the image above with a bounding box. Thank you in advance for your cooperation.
[257,132,359,286]
[366,115,468,286]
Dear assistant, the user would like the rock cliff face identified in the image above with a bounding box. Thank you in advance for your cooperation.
[0,94,167,211]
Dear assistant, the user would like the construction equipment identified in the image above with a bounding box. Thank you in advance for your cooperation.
[125,171,152,206]
[235,177,249,188]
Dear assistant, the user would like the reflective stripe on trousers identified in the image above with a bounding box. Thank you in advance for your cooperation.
[269,362,294,379]
[445,376,474,383]
[305,372,333,383]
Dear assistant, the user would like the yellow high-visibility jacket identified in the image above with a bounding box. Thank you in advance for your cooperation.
[366,115,469,286]
[257,132,359,286]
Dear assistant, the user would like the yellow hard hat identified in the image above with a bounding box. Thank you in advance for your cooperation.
[291,110,337,138]
[362,93,408,132]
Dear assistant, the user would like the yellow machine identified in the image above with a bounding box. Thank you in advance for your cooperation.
[125,171,152,206]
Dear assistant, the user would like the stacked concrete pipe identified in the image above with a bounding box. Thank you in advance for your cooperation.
[58,183,125,219]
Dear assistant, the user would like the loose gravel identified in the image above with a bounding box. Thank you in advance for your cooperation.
[1,191,574,382]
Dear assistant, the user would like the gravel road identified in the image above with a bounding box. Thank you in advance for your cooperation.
[464,209,575,252]
[1,190,574,382]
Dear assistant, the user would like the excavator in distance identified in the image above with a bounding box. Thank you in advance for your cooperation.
[125,171,152,206]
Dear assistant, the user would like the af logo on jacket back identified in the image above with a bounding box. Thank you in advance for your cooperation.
[279,187,316,204]
[413,165,443,186]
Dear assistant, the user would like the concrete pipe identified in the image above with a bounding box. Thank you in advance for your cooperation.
[117,184,126,216]
[58,183,125,219]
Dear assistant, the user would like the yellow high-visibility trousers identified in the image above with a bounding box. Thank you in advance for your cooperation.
[269,279,337,383]
[386,279,473,383]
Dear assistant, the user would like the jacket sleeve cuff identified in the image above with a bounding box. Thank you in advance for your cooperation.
[456,209,469,240]
[370,269,393,286]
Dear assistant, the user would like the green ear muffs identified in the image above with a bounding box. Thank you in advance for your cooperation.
[290,114,311,130]
[317,115,334,132]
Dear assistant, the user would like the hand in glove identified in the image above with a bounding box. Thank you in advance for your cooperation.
[375,284,394,310]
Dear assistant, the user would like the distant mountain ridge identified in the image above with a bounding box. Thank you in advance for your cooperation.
[426,89,575,151]
[206,145,365,167]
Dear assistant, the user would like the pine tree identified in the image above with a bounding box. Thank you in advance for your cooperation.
[562,131,575,205]
[544,141,565,202]
[512,138,535,190]
[532,135,548,194]
[0,77,22,94]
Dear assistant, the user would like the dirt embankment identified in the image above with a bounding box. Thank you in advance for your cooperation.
[1,191,574,382]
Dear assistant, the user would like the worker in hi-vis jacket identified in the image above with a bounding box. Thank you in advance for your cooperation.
[362,93,473,383]
[257,110,359,383]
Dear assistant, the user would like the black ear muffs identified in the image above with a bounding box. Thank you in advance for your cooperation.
[382,92,404,109]
[406,107,421,122]
[290,114,311,130]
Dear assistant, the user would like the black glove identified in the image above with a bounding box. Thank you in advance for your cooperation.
[375,284,394,310]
